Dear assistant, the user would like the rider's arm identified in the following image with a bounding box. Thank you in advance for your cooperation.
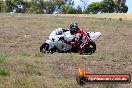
[62,29,69,32]
[70,40,80,46]
[70,31,90,46]
[84,32,90,43]
[70,33,82,46]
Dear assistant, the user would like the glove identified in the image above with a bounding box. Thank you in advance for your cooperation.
[59,37,70,45]
[70,42,76,46]
[59,37,64,41]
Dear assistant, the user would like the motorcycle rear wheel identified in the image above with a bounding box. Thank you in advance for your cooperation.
[84,41,96,55]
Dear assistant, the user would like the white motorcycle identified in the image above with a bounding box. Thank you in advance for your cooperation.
[40,30,101,55]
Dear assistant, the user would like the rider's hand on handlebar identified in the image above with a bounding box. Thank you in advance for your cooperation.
[70,42,76,46]
[59,37,64,40]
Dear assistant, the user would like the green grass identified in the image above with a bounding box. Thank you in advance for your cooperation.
[0,53,8,64]
[34,52,44,57]
[18,51,31,57]
[14,77,40,88]
[0,68,10,76]
[15,77,27,86]
[98,84,117,88]
[0,53,10,76]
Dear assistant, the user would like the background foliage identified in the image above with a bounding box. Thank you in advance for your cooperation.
[0,0,128,14]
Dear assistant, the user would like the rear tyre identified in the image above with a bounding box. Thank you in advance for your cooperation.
[84,41,96,55]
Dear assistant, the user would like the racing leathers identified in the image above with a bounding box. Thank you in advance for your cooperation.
[69,28,90,54]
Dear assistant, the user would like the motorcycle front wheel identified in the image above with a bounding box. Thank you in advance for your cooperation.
[84,41,96,55]
[40,43,49,53]
[40,43,57,54]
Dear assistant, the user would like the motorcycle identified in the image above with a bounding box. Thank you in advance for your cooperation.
[40,30,101,55]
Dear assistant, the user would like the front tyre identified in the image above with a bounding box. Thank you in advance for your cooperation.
[84,41,96,55]
[40,43,56,54]
[40,43,49,53]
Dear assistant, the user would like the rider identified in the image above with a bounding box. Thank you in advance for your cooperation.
[68,22,90,54]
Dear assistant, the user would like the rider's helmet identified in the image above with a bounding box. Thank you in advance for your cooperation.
[70,22,78,35]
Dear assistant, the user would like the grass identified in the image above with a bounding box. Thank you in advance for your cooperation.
[0,13,132,88]
[57,13,132,20]
[0,53,10,76]
[0,51,130,88]
[98,84,117,88]
[21,62,37,75]
[0,68,10,76]
[14,77,38,88]
[0,53,8,64]
[18,51,31,57]
[34,52,44,57]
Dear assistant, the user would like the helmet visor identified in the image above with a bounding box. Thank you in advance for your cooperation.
[70,28,76,35]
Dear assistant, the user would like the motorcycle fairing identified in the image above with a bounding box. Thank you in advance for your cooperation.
[87,32,101,41]
[55,41,72,52]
